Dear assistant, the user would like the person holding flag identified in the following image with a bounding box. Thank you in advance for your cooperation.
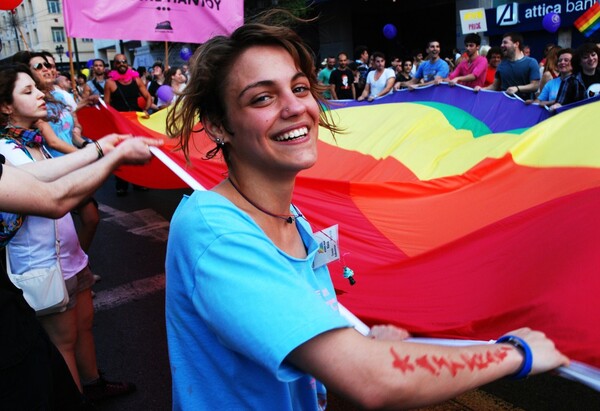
[164,11,569,411]
[0,62,162,409]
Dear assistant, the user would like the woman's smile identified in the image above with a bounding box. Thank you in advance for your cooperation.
[220,45,320,176]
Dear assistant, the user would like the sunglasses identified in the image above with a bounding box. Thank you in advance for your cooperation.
[115,59,128,64]
[31,62,54,70]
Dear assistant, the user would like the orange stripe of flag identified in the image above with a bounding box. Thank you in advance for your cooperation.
[575,2,600,31]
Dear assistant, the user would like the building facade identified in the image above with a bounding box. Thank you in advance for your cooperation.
[0,0,94,70]
[0,0,191,72]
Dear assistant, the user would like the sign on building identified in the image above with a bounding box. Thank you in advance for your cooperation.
[497,2,520,26]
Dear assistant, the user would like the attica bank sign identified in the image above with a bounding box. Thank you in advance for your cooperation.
[485,0,598,34]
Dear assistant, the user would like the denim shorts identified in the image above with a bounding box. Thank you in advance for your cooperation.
[64,265,95,310]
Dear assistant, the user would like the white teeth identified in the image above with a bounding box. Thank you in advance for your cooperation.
[275,127,308,141]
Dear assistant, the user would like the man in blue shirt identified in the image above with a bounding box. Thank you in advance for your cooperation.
[396,40,449,90]
[477,32,540,100]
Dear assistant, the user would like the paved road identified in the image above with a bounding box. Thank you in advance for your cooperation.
[86,178,600,411]
[86,179,188,411]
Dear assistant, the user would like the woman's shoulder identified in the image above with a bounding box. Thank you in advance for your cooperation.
[548,76,562,86]
[172,190,255,235]
[0,139,30,166]
[50,89,68,105]
[169,190,278,261]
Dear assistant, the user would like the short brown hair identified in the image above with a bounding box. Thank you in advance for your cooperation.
[166,11,341,162]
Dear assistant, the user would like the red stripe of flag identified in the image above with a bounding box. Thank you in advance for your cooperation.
[574,2,600,30]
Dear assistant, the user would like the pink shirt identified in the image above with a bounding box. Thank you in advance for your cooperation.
[449,55,488,88]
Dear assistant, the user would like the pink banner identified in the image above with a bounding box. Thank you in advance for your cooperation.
[62,0,243,43]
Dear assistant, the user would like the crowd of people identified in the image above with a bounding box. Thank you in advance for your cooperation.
[1,9,596,410]
[37,56,191,120]
[0,60,161,409]
[43,53,190,196]
[0,45,190,410]
[320,31,600,112]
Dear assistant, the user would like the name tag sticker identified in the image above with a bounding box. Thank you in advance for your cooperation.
[313,224,339,269]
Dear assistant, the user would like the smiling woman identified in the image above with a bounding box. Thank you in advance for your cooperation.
[163,10,569,411]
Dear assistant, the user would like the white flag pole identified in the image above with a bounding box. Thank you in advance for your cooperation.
[149,146,205,192]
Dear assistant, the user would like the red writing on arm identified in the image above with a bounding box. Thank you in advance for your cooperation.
[460,347,511,371]
[432,356,466,377]
[390,347,415,373]
[495,346,510,361]
[461,353,487,371]
[415,355,438,375]
[390,346,512,377]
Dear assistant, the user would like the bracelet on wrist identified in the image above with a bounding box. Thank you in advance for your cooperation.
[93,140,104,159]
[516,86,520,93]
[495,335,533,379]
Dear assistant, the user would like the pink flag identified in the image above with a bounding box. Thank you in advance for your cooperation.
[62,0,243,43]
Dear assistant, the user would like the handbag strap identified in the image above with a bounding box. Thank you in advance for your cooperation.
[92,79,105,95]
[6,219,61,274]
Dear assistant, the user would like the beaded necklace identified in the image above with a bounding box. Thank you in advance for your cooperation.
[228,178,302,224]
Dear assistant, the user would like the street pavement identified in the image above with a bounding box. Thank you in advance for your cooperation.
[86,177,600,410]
[86,179,188,410]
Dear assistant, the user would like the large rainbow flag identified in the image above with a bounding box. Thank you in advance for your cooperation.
[79,85,600,368]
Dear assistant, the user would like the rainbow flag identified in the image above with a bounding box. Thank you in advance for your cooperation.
[574,2,600,37]
[79,86,600,368]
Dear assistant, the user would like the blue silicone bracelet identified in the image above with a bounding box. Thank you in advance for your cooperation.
[496,335,533,379]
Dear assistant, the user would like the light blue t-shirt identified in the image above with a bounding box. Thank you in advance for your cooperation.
[415,58,450,82]
[538,77,562,102]
[45,91,75,158]
[166,190,350,411]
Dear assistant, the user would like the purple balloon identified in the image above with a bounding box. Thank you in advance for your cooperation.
[179,47,192,61]
[383,23,397,40]
[87,59,95,68]
[542,12,561,33]
[157,85,174,103]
